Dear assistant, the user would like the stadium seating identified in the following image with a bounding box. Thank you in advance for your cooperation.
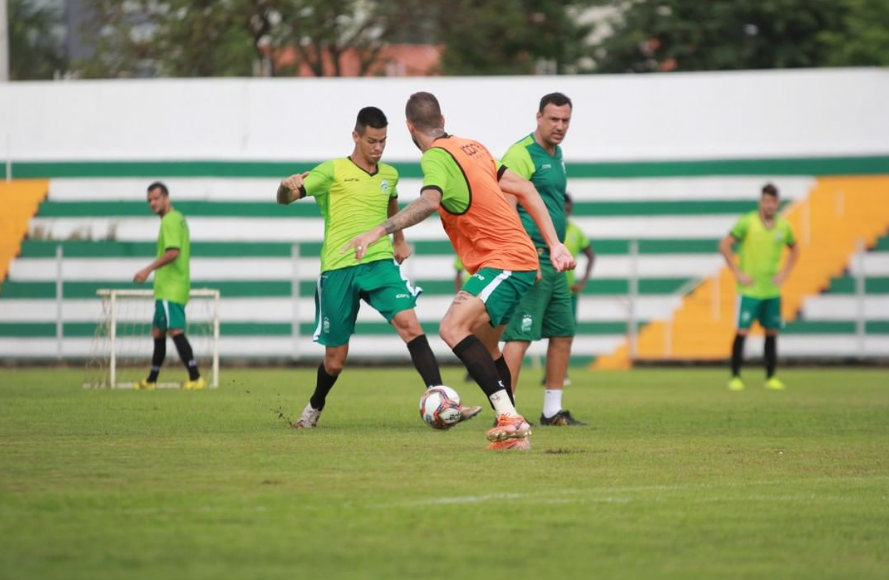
[1,176,886,364]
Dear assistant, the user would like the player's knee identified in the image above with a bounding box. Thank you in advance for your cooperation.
[324,351,347,375]
[438,321,460,349]
[324,357,346,376]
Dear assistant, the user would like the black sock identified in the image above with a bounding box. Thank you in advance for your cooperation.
[147,337,165,382]
[309,363,340,410]
[731,334,746,377]
[765,335,777,378]
[172,334,200,381]
[494,356,515,406]
[452,336,507,399]
[406,335,442,388]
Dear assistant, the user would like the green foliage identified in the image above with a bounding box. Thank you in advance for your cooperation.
[594,0,849,73]
[822,0,889,66]
[8,0,67,80]
[436,0,594,75]
[272,0,432,77]
[1,367,888,579]
[77,0,276,78]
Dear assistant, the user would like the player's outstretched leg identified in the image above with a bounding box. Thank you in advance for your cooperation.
[440,294,530,450]
[295,347,345,429]
[450,336,531,441]
[395,310,483,425]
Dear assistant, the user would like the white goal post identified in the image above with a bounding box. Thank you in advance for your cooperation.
[83,288,220,389]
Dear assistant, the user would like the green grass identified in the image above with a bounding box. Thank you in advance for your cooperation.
[1,367,887,580]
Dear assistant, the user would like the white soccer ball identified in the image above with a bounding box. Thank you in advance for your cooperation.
[419,385,463,430]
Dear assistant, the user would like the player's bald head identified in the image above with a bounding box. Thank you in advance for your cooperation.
[405,92,443,133]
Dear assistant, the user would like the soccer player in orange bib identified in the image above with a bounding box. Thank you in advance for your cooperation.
[346,92,575,450]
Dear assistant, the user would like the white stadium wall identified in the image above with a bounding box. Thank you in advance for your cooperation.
[2,68,889,165]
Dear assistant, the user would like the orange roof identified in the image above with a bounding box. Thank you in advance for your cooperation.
[276,44,443,77]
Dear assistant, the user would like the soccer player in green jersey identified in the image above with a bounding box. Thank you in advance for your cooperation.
[133,182,204,390]
[501,92,588,426]
[276,106,481,429]
[719,183,799,391]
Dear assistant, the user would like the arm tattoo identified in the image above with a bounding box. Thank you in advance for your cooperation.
[381,196,437,235]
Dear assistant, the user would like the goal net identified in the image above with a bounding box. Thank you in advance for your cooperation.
[83,289,220,389]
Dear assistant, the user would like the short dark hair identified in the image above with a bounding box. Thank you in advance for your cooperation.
[147,181,169,196]
[762,183,779,198]
[355,106,388,134]
[405,92,443,132]
[539,92,572,113]
[564,192,573,205]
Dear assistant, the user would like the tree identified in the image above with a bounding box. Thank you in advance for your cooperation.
[77,0,280,78]
[822,0,889,67]
[273,0,433,77]
[8,0,67,80]
[434,0,594,75]
[592,0,849,73]
[76,0,435,77]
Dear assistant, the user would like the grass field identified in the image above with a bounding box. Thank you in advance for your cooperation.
[1,366,887,580]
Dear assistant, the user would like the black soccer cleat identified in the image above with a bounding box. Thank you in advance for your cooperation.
[539,410,588,426]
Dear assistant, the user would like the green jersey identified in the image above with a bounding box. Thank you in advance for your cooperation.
[501,134,567,249]
[154,209,190,304]
[730,211,796,299]
[302,157,399,272]
[563,220,590,292]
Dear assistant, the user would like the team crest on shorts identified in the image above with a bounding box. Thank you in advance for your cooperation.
[322,317,330,333]
[521,314,533,333]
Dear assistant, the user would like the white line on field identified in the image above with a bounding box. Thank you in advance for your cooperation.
[381,475,889,509]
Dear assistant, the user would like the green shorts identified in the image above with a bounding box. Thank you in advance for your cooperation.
[314,259,421,346]
[737,295,782,331]
[461,268,537,327]
[153,299,187,331]
[503,261,576,341]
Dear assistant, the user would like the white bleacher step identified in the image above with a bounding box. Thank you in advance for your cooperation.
[30,215,739,242]
[0,296,683,324]
[47,176,816,203]
[8,254,722,282]
[801,295,889,321]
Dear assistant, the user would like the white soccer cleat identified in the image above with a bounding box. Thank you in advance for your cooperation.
[294,403,322,429]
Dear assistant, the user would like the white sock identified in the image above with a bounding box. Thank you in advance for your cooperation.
[489,389,518,417]
[543,389,563,419]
